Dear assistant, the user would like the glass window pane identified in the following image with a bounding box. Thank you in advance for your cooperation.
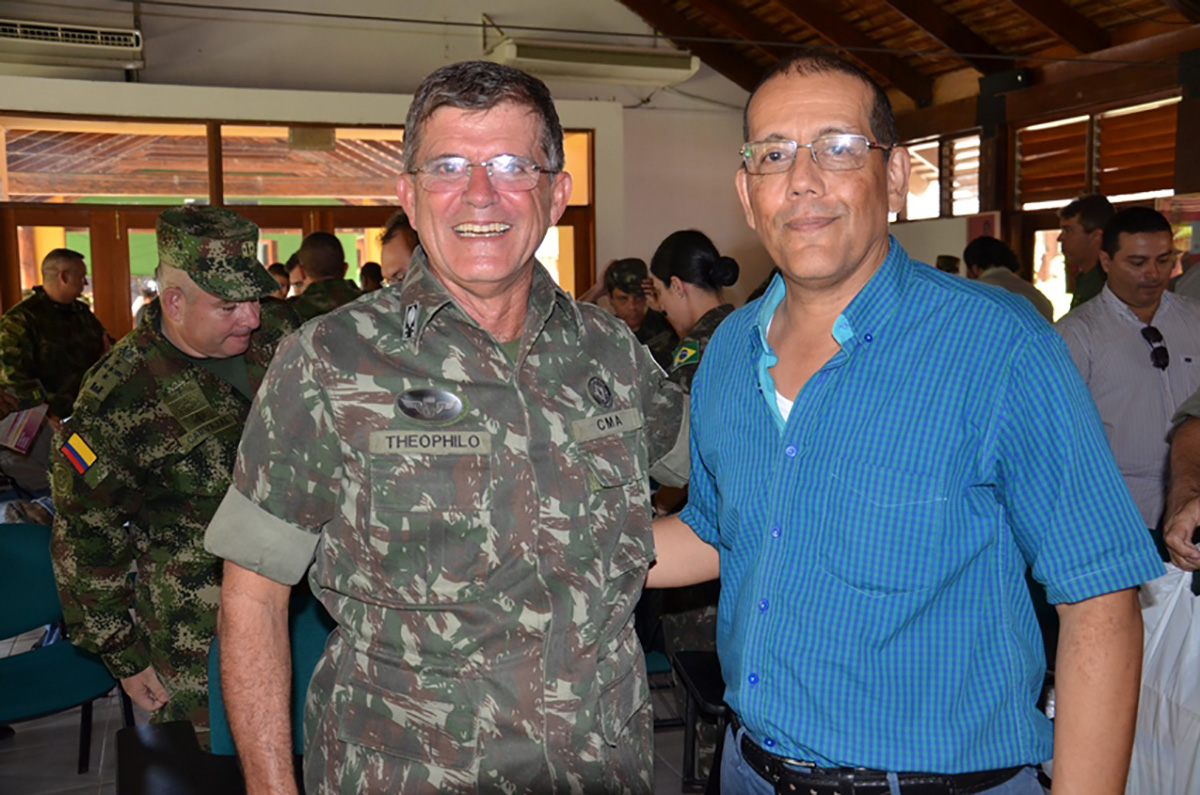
[905,141,940,221]
[3,116,208,203]
[951,136,980,217]
[222,126,403,206]
[17,225,93,306]
[564,131,591,207]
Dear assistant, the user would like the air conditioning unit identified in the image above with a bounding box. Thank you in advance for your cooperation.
[0,18,144,70]
[486,38,699,87]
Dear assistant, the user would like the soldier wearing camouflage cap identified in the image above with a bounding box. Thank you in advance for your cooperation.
[207,61,688,794]
[604,257,678,371]
[51,205,299,746]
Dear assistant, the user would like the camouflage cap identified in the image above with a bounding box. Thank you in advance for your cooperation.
[156,206,279,301]
[604,258,649,294]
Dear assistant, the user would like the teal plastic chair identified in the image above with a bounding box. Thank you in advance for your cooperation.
[0,522,123,773]
[207,582,336,755]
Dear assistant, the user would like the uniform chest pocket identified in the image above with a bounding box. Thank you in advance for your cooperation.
[366,439,495,605]
[577,420,651,577]
[818,464,948,595]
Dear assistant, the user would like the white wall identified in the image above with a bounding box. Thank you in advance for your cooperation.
[890,217,971,272]
[622,108,773,306]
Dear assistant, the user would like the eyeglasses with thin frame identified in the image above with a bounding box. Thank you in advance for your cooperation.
[740,134,892,175]
[408,154,559,193]
[1142,325,1170,370]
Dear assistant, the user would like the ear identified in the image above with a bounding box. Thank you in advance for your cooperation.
[159,286,186,324]
[735,168,758,232]
[669,275,686,295]
[396,174,415,219]
[885,147,911,215]
[548,172,573,226]
[1098,250,1112,274]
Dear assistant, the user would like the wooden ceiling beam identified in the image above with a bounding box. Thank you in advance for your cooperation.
[1157,0,1200,23]
[876,0,1007,75]
[7,173,399,198]
[683,0,796,62]
[770,0,934,105]
[614,0,765,91]
[1003,0,1110,53]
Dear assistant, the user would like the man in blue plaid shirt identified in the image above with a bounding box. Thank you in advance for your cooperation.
[651,50,1163,795]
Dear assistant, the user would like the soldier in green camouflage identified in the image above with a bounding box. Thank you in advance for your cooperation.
[206,61,689,794]
[0,248,110,422]
[50,206,299,748]
[287,231,362,321]
[604,257,679,372]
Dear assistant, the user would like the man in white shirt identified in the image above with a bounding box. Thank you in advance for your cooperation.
[964,235,1054,322]
[1056,206,1200,548]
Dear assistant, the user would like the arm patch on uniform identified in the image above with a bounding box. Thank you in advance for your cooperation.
[672,344,699,370]
[60,433,97,475]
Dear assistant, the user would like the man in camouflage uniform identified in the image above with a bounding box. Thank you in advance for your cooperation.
[0,248,109,423]
[605,258,678,371]
[206,60,688,794]
[51,206,298,747]
[287,231,362,321]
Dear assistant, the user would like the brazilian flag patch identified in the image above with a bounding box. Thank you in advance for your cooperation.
[60,433,97,475]
[672,344,699,369]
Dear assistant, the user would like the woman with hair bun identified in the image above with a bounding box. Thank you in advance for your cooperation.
[649,229,739,390]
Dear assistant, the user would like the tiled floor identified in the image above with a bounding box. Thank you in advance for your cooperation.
[0,626,699,795]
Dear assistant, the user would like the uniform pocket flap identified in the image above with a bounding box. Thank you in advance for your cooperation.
[599,662,649,747]
[336,679,480,770]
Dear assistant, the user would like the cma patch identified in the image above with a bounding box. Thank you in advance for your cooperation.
[572,408,643,443]
[672,344,699,369]
[587,376,613,408]
[402,303,419,340]
[60,433,97,475]
[397,387,465,423]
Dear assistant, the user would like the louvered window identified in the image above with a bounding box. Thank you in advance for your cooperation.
[1017,117,1088,209]
[1097,101,1177,198]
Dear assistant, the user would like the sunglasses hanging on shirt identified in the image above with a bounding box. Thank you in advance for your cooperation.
[1141,326,1170,370]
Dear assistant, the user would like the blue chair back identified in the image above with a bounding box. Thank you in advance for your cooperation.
[207,583,336,756]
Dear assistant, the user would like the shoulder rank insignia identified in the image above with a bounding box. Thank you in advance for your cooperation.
[402,303,419,340]
[60,433,97,475]
[672,343,699,370]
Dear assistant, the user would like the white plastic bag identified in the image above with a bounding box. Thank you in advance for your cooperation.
[1125,565,1200,795]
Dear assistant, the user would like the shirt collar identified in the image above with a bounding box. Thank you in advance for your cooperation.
[396,245,582,349]
[752,235,908,354]
[1098,282,1173,326]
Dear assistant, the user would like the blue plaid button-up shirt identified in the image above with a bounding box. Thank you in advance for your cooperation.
[680,238,1163,772]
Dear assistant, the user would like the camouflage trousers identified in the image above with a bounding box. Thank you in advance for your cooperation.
[662,582,719,778]
[302,633,654,794]
[134,557,220,750]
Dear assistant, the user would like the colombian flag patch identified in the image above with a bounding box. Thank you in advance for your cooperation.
[60,433,97,475]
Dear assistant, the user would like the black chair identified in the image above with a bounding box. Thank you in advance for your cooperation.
[671,650,728,793]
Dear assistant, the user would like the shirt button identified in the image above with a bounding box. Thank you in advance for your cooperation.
[784,445,797,457]
[748,673,759,685]
[764,737,776,748]
[864,332,874,343]
[758,599,769,611]
[771,526,782,538]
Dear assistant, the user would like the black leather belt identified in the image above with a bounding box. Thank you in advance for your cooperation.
[732,716,1023,795]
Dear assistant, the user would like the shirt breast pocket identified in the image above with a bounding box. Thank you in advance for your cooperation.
[818,464,948,596]
[366,448,494,605]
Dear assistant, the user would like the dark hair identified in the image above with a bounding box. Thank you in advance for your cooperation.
[381,210,419,246]
[1101,207,1173,257]
[41,247,85,277]
[267,262,287,279]
[1060,194,1115,233]
[744,49,897,152]
[404,61,564,173]
[298,232,345,280]
[963,236,1020,273]
[360,261,383,284]
[285,251,302,273]
[650,230,739,293]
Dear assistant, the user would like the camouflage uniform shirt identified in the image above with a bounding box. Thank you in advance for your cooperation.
[51,299,298,736]
[0,286,109,417]
[288,278,362,322]
[635,309,678,372]
[667,304,734,393]
[206,250,687,794]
